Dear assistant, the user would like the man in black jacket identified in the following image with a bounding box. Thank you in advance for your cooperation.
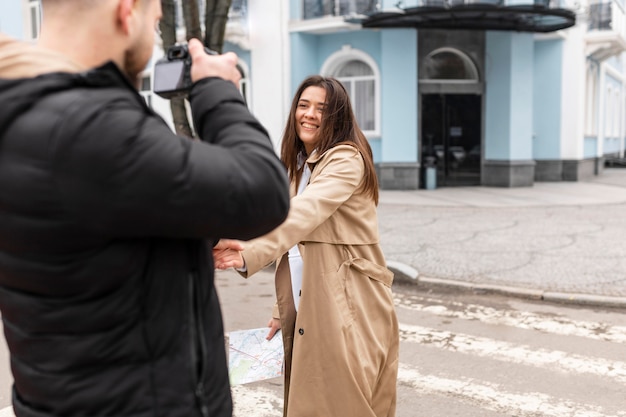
[0,1,289,416]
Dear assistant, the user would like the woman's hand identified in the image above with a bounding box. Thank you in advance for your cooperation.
[266,317,281,340]
[213,239,245,270]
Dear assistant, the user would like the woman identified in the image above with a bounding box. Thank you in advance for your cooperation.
[214,75,399,417]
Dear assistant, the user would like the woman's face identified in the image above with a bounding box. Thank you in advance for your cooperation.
[295,86,326,155]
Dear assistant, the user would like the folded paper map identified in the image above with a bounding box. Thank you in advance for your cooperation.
[228,327,284,385]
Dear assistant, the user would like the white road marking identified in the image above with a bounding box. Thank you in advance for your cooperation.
[0,387,285,417]
[400,323,626,384]
[231,384,283,417]
[398,364,626,417]
[0,292,619,417]
[394,293,626,343]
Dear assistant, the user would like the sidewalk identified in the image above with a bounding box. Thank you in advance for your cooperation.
[377,168,626,308]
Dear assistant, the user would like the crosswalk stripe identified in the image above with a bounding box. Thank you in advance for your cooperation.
[400,323,626,384]
[231,384,282,417]
[397,363,626,417]
[0,407,12,417]
[394,293,626,343]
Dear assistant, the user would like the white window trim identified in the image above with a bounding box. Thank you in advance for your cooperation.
[25,0,41,42]
[614,88,621,138]
[420,47,479,83]
[139,71,153,109]
[585,61,598,137]
[623,93,626,155]
[237,59,252,109]
[320,45,381,138]
[604,85,613,138]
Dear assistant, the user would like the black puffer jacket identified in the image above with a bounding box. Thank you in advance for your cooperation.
[0,37,289,417]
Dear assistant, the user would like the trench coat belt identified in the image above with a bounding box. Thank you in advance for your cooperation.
[343,258,394,288]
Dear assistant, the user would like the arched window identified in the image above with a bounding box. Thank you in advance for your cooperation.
[421,47,479,83]
[335,60,376,132]
[321,46,380,137]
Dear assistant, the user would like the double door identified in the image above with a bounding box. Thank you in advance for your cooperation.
[421,94,482,187]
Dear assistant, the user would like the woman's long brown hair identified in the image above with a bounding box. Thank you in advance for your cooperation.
[281,75,379,205]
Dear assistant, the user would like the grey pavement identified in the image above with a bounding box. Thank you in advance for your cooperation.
[378,168,626,308]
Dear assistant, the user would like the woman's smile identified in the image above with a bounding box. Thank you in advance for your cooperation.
[295,86,326,155]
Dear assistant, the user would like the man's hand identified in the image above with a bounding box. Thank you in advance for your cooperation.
[213,239,245,270]
[188,38,241,87]
[266,317,281,341]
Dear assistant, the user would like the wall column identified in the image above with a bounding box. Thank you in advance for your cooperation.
[484,31,535,187]
[377,29,419,189]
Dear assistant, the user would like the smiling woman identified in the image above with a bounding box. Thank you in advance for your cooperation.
[214,74,398,417]
[281,75,379,201]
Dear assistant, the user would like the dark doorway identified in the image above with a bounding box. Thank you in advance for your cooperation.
[421,94,482,187]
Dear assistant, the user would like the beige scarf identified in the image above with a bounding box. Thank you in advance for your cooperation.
[0,32,84,79]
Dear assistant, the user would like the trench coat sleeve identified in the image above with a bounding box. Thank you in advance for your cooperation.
[241,145,364,277]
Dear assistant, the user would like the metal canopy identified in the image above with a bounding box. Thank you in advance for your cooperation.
[356,3,576,33]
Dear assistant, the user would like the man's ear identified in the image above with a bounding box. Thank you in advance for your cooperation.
[116,0,136,36]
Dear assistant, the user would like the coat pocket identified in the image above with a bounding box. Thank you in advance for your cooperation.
[324,258,394,328]
[347,257,394,288]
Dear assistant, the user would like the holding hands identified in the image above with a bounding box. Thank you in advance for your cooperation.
[214,239,281,341]
[213,239,245,270]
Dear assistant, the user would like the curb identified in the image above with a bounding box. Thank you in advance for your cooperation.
[387,261,419,285]
[387,263,626,309]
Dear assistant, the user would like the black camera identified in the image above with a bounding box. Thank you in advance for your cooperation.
[153,44,218,99]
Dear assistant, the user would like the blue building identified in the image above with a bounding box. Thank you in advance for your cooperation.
[6,0,626,190]
[223,0,626,189]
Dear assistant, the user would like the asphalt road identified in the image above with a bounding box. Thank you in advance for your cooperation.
[217,269,626,417]
[0,268,623,416]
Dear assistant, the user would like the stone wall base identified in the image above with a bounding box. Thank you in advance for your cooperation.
[376,158,604,189]
[375,163,420,190]
[482,160,536,187]
[535,158,603,182]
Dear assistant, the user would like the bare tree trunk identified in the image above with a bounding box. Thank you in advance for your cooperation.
[160,0,194,137]
[204,0,233,53]
[183,0,202,41]
[160,0,177,49]
[159,0,234,136]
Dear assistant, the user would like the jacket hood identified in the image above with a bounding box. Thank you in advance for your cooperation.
[0,33,85,136]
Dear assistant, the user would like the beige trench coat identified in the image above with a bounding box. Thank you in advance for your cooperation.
[241,145,399,417]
